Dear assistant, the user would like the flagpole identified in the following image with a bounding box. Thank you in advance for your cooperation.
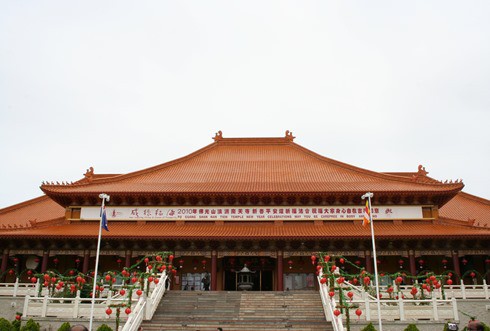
[362,192,383,331]
[89,193,110,331]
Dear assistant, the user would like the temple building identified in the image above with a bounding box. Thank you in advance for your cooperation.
[1,131,489,291]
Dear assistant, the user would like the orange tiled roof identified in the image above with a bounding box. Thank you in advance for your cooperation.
[41,135,464,196]
[0,195,65,228]
[439,191,490,228]
[0,220,488,239]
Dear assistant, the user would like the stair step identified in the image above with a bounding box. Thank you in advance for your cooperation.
[142,291,332,331]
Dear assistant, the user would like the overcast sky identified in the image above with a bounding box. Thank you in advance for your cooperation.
[1,1,489,209]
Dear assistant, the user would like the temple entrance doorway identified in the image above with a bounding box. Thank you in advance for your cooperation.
[222,256,275,291]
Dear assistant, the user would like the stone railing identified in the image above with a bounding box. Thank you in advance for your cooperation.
[0,279,47,297]
[121,271,168,331]
[317,275,345,331]
[21,271,168,329]
[22,293,136,319]
[317,274,460,330]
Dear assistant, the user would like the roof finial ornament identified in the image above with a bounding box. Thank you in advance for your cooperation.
[213,130,223,142]
[285,130,295,141]
[84,166,94,182]
[411,165,429,182]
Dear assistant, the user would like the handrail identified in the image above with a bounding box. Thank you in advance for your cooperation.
[317,273,344,331]
[121,297,146,331]
[121,271,168,331]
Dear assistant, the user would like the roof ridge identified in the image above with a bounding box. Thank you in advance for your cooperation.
[41,142,218,190]
[289,143,465,189]
[458,191,490,205]
[0,195,50,214]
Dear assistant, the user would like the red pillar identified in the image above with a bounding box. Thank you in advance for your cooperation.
[82,250,90,274]
[1,250,9,281]
[277,251,283,291]
[365,251,373,274]
[409,251,417,284]
[211,251,217,291]
[452,251,461,278]
[41,251,49,273]
[125,250,132,269]
[1,250,9,273]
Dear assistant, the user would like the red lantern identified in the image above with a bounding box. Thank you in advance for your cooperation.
[125,307,131,315]
[395,276,403,284]
[75,258,81,265]
[442,259,448,265]
[15,315,21,321]
[398,259,404,265]
[446,279,453,286]
[116,258,122,265]
[144,257,149,264]
[387,286,393,293]
[8,269,14,275]
[352,278,359,285]
[179,259,184,268]
[470,272,476,278]
[171,269,177,275]
[288,260,293,269]
[333,309,341,317]
[324,255,331,262]
[131,277,138,284]
[316,265,322,271]
[136,289,143,296]
[169,255,174,262]
[355,260,361,266]
[462,258,468,265]
[105,275,111,282]
[53,258,59,265]
[156,255,162,262]
[76,276,83,283]
[347,292,354,300]
[363,276,370,285]
[339,258,345,264]
[106,308,112,316]
[154,278,160,285]
[13,257,19,264]
[30,277,37,284]
[410,287,418,296]
[320,278,327,284]
[70,284,76,293]
[120,289,126,296]
[328,291,335,298]
[148,276,154,283]
[355,309,362,317]
[310,255,316,265]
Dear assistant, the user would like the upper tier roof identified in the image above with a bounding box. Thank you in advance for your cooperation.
[40,132,464,200]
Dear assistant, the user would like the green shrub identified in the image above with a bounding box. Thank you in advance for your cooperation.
[96,324,113,331]
[19,319,40,331]
[404,324,419,331]
[57,322,71,331]
[0,318,13,331]
[11,319,20,331]
[361,323,377,331]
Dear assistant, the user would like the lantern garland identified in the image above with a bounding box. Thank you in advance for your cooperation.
[21,251,175,330]
[312,252,474,331]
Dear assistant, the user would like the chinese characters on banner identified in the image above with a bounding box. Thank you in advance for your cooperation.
[80,206,423,221]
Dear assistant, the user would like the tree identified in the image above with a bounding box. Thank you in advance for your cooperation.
[57,322,71,331]
[96,324,113,331]
[19,319,40,331]
[361,323,377,331]
[403,324,419,331]
[0,318,13,331]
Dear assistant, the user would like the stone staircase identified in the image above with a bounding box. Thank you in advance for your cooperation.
[141,290,332,331]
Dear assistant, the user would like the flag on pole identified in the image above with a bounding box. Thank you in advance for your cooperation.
[100,205,109,231]
[363,200,370,227]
